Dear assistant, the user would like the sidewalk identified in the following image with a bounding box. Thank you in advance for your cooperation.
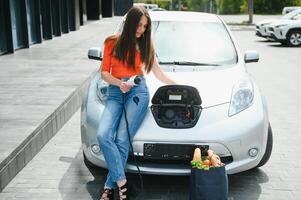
[0,111,84,200]
[0,17,121,191]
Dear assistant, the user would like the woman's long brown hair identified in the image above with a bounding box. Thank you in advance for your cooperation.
[105,6,155,73]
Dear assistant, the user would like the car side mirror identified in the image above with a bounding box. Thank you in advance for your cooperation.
[244,50,259,63]
[88,47,102,61]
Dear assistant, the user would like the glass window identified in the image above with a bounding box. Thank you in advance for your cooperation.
[283,9,301,19]
[152,21,237,66]
[293,13,301,20]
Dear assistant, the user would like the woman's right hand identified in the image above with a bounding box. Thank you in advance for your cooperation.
[101,71,132,93]
[119,82,132,93]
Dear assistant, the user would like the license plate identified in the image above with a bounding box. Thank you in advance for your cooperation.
[143,143,209,160]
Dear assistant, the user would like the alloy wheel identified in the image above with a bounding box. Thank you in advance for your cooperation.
[289,32,301,46]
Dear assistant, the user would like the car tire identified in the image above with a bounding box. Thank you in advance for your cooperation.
[256,123,273,168]
[286,30,301,46]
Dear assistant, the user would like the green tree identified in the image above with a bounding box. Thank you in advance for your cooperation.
[215,0,301,14]
[217,0,243,14]
[135,0,301,13]
[241,0,301,14]
[180,0,217,12]
[186,0,207,12]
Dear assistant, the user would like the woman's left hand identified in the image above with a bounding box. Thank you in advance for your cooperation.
[152,58,177,85]
[119,82,132,93]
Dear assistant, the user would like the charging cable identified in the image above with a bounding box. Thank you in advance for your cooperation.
[122,76,144,196]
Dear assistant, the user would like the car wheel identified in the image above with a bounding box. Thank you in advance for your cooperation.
[286,30,301,46]
[256,123,273,167]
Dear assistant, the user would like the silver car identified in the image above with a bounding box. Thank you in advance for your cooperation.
[81,11,273,175]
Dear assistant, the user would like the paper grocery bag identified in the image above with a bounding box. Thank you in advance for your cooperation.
[189,166,228,200]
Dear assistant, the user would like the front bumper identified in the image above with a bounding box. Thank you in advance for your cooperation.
[267,27,287,41]
[255,27,268,38]
[267,33,287,43]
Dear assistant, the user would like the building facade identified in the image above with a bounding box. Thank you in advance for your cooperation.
[0,0,133,55]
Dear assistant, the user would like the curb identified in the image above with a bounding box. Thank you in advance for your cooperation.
[0,70,96,191]
[227,23,255,31]
[229,26,255,31]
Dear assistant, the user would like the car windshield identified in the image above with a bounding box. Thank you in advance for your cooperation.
[282,9,301,19]
[152,21,237,66]
[292,13,301,20]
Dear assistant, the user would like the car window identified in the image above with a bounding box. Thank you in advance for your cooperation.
[283,9,301,19]
[152,21,237,66]
[292,14,301,20]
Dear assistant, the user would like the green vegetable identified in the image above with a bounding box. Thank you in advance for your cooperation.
[191,156,210,170]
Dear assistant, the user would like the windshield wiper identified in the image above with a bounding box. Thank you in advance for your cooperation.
[159,61,220,66]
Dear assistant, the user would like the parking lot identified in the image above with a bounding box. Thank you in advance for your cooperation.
[1,20,301,199]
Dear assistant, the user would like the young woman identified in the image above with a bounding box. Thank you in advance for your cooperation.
[97,6,176,200]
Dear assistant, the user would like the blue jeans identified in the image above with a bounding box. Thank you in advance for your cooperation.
[96,76,149,189]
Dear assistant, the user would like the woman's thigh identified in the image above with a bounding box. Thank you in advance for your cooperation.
[97,86,123,138]
[115,86,150,143]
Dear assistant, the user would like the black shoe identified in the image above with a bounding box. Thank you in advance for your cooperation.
[118,182,130,200]
[99,188,114,200]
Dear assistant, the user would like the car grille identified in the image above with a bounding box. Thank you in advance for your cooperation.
[128,155,233,165]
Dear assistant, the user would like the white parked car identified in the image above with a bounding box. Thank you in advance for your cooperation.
[255,9,301,38]
[82,11,273,175]
[133,3,159,11]
[266,12,301,46]
[282,6,301,15]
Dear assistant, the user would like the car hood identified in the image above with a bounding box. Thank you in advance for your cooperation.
[269,19,297,26]
[256,18,278,26]
[145,65,247,108]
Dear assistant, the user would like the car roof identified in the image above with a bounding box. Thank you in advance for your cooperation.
[149,11,222,23]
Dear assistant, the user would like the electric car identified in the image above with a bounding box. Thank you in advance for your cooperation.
[81,11,273,175]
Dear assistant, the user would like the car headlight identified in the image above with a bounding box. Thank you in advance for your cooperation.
[275,24,287,28]
[228,79,254,117]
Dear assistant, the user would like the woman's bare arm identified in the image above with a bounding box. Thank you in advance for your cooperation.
[151,58,177,85]
[101,71,131,93]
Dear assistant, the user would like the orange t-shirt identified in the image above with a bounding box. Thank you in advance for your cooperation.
[101,39,144,78]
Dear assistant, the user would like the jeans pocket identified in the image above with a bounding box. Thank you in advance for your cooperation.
[106,86,123,103]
